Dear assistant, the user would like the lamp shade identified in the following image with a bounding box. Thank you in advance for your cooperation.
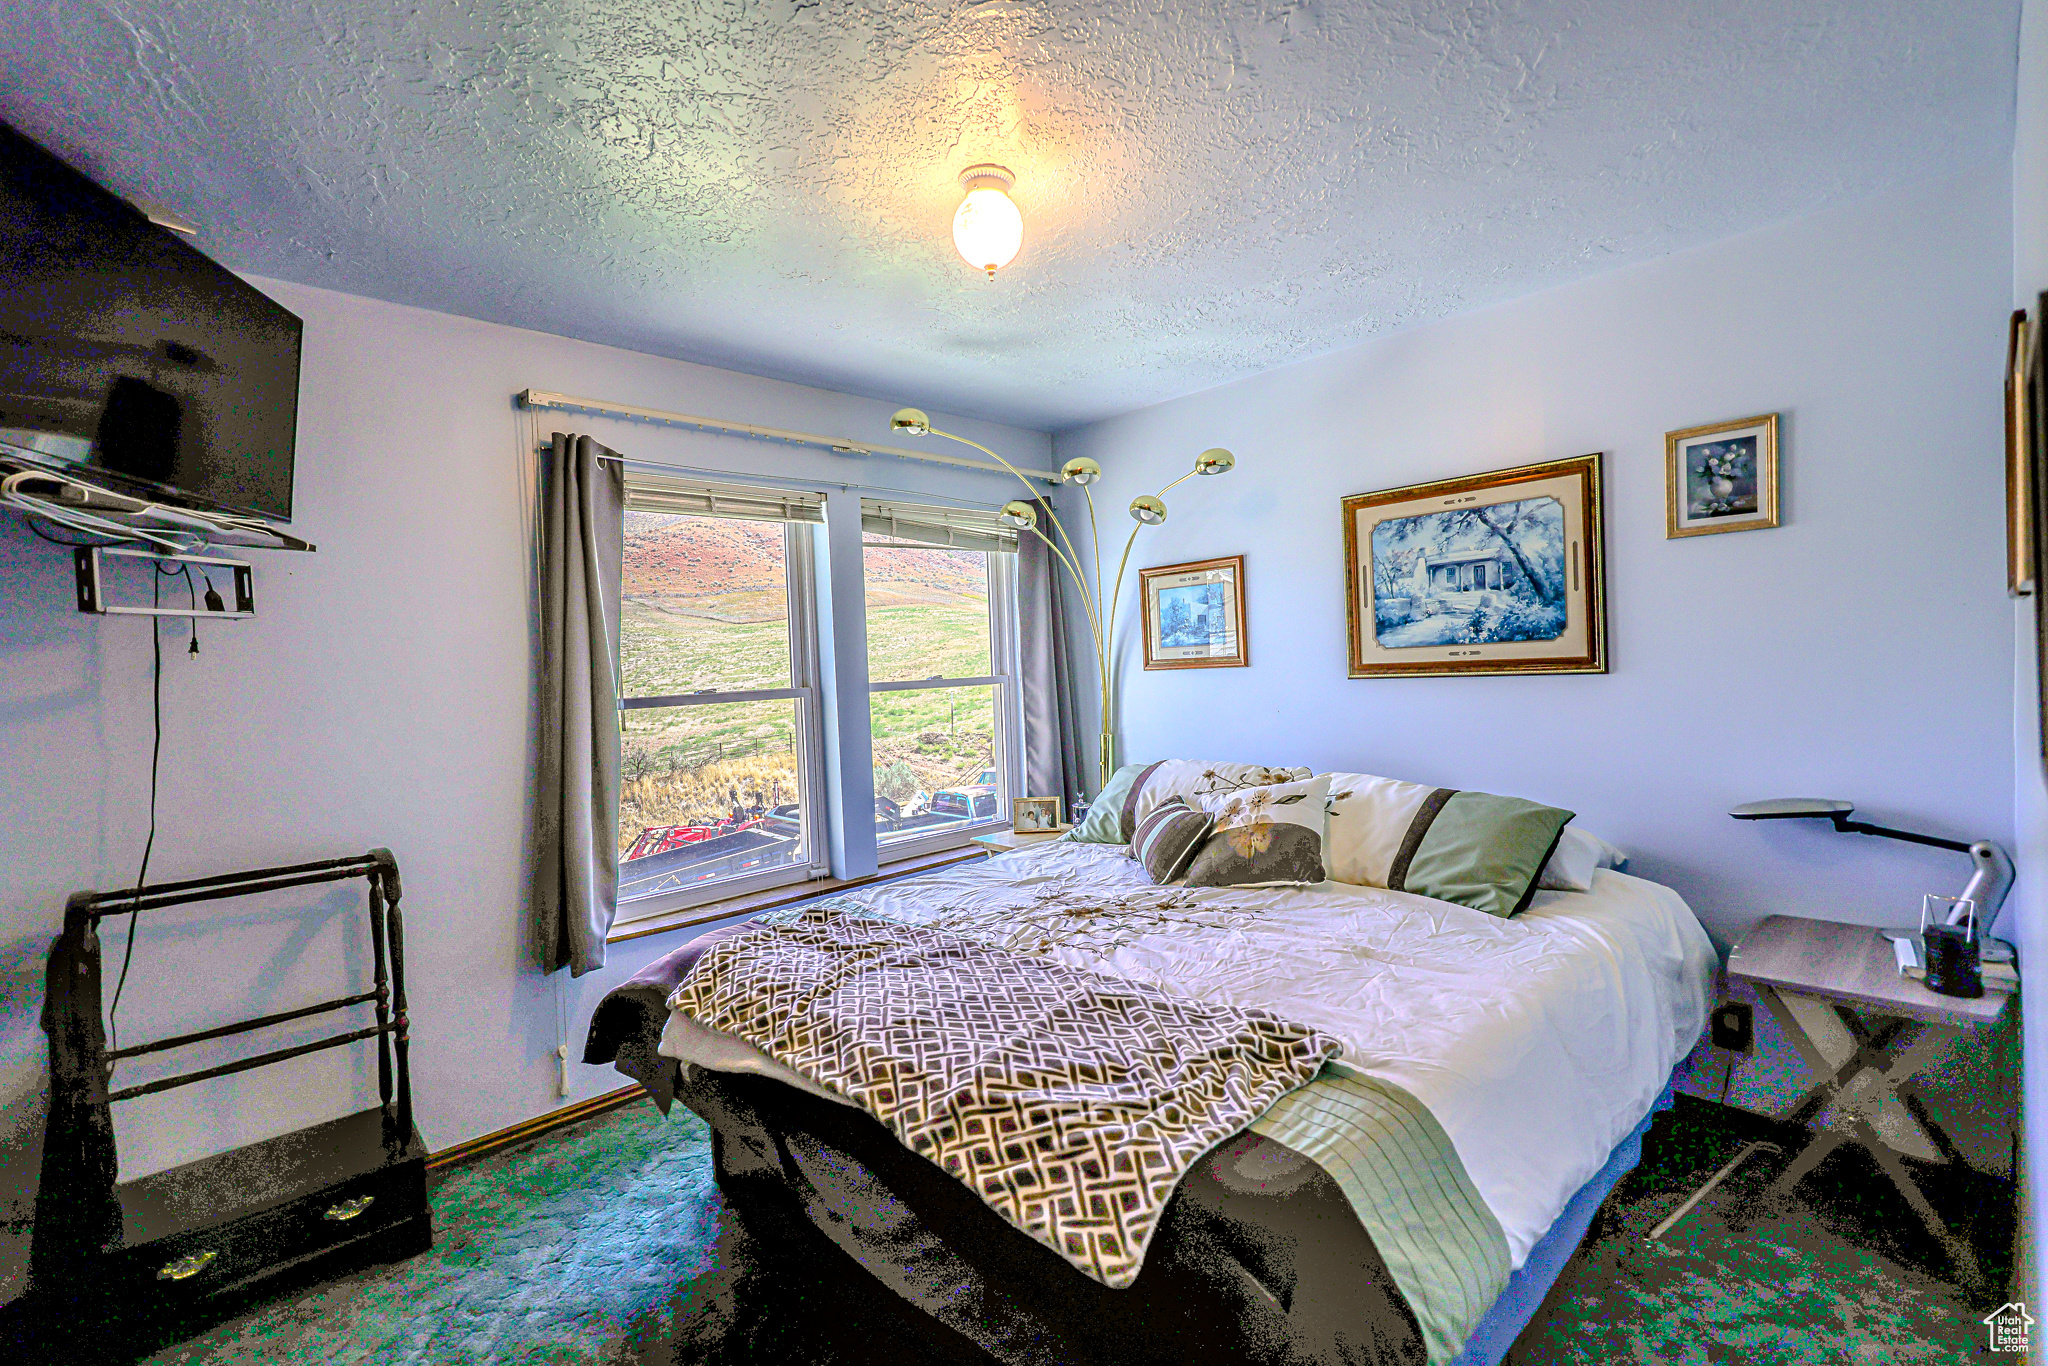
[1195,448,1235,475]
[1129,494,1167,524]
[890,407,931,435]
[1728,799,1855,820]
[1061,457,1102,486]
[953,166,1022,278]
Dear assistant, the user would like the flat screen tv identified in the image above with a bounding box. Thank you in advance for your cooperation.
[0,120,301,522]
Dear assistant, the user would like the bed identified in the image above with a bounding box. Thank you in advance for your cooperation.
[588,820,1715,1365]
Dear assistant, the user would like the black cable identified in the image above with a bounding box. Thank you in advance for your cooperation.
[105,564,176,1070]
[1718,1051,1737,1105]
[18,510,116,548]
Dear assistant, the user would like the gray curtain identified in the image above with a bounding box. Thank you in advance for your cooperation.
[537,432,626,976]
[1017,497,1087,818]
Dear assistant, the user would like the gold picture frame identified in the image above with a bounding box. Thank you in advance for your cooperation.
[1011,796,1062,833]
[1342,455,1606,679]
[2009,308,2034,597]
[1139,554,1248,670]
[1665,413,1779,538]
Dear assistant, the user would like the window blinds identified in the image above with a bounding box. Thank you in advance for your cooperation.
[860,498,1019,554]
[623,470,824,524]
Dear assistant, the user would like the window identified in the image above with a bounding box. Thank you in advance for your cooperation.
[862,500,1021,854]
[613,478,827,918]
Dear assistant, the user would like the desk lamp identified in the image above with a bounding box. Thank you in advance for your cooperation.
[1727,799,2012,924]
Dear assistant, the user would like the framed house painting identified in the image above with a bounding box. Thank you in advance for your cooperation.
[1139,554,1247,670]
[1342,455,1606,679]
[1665,413,1779,538]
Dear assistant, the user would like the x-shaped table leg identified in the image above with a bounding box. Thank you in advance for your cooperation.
[1752,985,1983,1293]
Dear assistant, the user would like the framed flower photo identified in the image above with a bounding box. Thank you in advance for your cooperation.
[1666,413,1779,538]
[1139,555,1247,670]
[1342,455,1606,679]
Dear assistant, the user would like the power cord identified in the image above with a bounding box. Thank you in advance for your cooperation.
[105,562,183,1071]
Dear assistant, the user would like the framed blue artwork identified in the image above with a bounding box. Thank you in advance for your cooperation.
[1139,554,1247,670]
[1343,454,1607,678]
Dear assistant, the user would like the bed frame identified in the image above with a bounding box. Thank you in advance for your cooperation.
[587,927,1676,1366]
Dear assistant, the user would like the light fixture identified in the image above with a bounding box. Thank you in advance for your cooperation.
[1729,798,2012,925]
[890,406,1238,786]
[952,164,1023,280]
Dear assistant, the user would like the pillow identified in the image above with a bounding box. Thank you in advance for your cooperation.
[1324,772,1437,887]
[1323,771,1573,917]
[1397,791,1573,917]
[1067,762,1158,843]
[1129,798,1213,884]
[1185,773,1334,888]
[1067,760,1314,844]
[1535,824,1629,893]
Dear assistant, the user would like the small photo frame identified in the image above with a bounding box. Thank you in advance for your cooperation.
[1139,555,1247,670]
[1011,796,1061,833]
[1666,413,1779,538]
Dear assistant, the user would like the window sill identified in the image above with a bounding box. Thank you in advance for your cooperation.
[605,845,987,945]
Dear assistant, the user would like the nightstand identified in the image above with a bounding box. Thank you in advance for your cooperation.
[970,827,1071,855]
[1726,913,2012,1291]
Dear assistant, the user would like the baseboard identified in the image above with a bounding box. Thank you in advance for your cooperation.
[425,1084,648,1173]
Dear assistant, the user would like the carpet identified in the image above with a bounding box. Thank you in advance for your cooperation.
[147,1096,2005,1364]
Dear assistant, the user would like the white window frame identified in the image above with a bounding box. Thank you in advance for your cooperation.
[868,544,1021,859]
[613,520,830,923]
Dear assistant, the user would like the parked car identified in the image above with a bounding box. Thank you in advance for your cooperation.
[875,795,902,831]
[758,803,802,837]
[927,786,999,822]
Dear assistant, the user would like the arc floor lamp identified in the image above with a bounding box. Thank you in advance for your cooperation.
[889,407,1234,791]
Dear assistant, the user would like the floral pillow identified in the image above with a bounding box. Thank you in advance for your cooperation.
[1185,773,1333,888]
[1066,760,1313,844]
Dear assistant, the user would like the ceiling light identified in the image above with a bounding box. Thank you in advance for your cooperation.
[952,165,1022,280]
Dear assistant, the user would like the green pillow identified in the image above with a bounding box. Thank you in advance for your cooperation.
[1389,790,1574,918]
[1066,761,1165,843]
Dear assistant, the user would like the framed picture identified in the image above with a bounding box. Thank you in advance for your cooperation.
[2009,308,2034,597]
[1665,413,1779,538]
[2032,291,2048,759]
[1342,455,1606,678]
[1139,554,1248,670]
[1011,796,1061,833]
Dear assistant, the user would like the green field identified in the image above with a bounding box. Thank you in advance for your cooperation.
[617,590,996,850]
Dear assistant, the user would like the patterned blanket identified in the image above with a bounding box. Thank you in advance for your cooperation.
[669,901,1341,1287]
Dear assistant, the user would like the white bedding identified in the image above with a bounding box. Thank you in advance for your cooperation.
[659,839,1716,1270]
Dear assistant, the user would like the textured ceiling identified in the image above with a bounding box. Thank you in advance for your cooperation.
[0,1,2022,430]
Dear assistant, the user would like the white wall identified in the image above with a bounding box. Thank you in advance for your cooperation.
[0,281,1048,1299]
[2012,0,2048,1316]
[1059,162,2019,1150]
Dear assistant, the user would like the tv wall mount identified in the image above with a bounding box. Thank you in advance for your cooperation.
[74,546,254,620]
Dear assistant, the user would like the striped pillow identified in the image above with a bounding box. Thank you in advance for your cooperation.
[1130,798,1213,884]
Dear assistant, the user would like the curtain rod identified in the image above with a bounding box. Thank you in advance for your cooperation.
[518,389,1057,483]
[542,446,1015,514]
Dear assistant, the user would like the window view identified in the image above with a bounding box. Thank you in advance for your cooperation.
[864,533,1005,844]
[617,512,815,904]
